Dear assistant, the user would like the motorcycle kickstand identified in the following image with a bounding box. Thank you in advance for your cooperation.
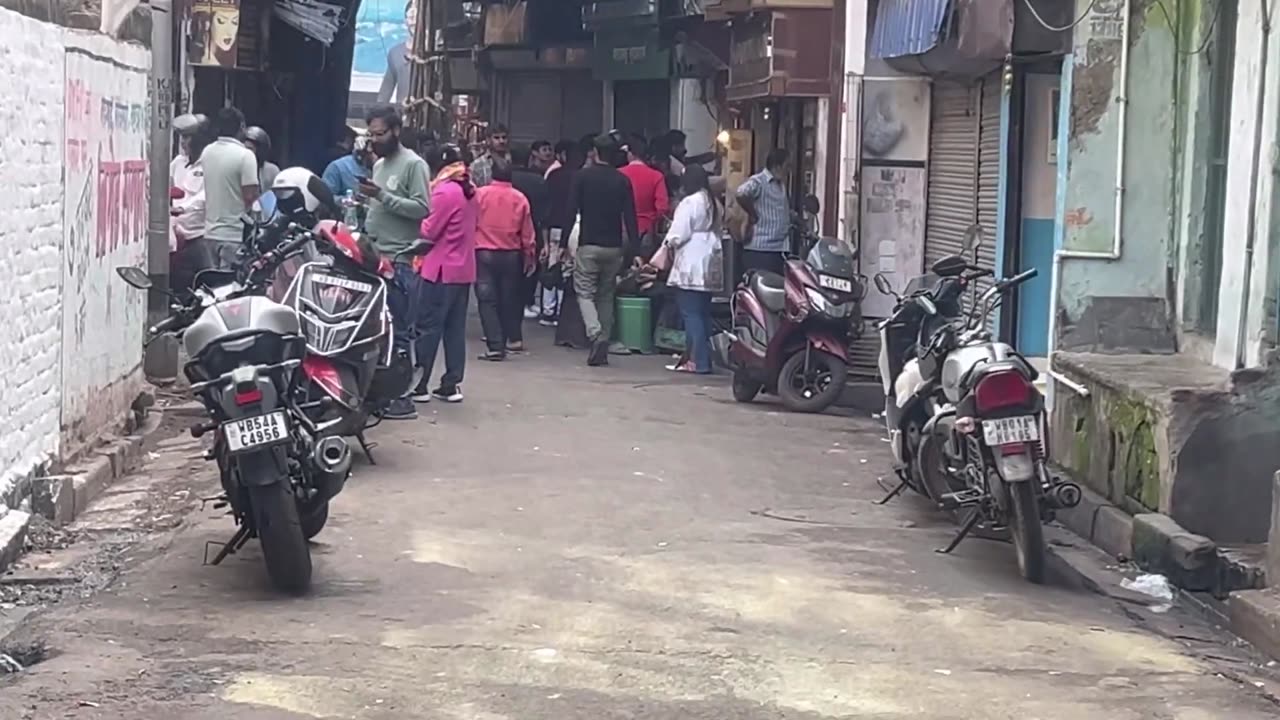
[356,431,378,465]
[875,478,908,505]
[936,510,981,555]
[204,525,251,566]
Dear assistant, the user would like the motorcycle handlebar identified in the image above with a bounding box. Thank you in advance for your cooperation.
[148,314,183,336]
[998,268,1038,291]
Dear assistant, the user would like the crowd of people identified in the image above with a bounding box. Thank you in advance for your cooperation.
[168,102,796,420]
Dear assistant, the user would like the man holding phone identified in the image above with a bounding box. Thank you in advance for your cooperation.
[361,104,431,420]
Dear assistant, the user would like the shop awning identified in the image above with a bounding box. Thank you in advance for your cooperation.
[869,0,952,59]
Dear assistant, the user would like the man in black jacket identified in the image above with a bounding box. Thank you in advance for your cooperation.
[510,145,551,319]
[561,133,640,366]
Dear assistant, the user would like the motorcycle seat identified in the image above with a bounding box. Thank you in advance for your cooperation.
[750,271,787,313]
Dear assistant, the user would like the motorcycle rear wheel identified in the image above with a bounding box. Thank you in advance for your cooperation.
[250,482,313,595]
[777,350,846,413]
[1008,482,1046,584]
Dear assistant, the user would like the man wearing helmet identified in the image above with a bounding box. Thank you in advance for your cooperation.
[244,126,280,192]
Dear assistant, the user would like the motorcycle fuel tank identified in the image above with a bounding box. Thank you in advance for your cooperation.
[940,341,1018,404]
[185,296,301,358]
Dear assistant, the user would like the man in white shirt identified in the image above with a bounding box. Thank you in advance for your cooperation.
[200,106,260,269]
[169,114,205,189]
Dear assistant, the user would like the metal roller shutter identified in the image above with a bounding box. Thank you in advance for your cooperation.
[925,81,979,269]
[976,73,1003,331]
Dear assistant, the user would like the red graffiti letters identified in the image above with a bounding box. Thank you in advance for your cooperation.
[95,160,148,258]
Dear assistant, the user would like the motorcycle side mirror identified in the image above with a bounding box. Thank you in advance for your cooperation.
[802,194,820,215]
[116,266,153,289]
[915,295,938,316]
[873,272,896,297]
[962,224,986,259]
[930,255,968,277]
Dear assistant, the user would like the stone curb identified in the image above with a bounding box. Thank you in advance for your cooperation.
[0,408,165,575]
[1230,590,1280,661]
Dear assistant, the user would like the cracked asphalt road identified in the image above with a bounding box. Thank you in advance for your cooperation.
[1,328,1277,719]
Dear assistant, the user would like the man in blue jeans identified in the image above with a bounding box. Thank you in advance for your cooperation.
[360,105,430,419]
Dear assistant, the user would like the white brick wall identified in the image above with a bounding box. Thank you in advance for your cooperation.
[0,10,70,495]
[0,9,151,504]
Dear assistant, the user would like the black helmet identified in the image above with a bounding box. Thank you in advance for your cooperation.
[430,143,464,172]
[244,126,272,155]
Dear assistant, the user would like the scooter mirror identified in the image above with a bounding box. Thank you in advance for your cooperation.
[116,266,153,290]
[873,272,895,297]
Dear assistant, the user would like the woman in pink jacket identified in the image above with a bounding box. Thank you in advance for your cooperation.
[413,144,478,404]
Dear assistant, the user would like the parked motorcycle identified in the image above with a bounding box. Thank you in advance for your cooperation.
[874,226,1080,583]
[717,197,865,413]
[281,219,422,460]
[115,227,350,594]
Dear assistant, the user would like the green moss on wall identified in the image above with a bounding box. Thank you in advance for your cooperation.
[1106,395,1161,511]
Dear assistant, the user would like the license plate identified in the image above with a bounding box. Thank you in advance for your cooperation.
[982,415,1040,446]
[224,411,289,453]
[818,274,853,293]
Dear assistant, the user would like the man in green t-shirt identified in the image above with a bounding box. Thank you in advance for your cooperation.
[358,105,431,420]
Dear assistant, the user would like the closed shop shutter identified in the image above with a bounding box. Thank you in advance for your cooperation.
[976,73,1002,331]
[499,72,561,145]
[924,81,978,270]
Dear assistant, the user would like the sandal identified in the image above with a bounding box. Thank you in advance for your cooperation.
[665,362,698,373]
[478,350,506,361]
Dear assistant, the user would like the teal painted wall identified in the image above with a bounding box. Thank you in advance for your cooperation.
[1019,219,1055,355]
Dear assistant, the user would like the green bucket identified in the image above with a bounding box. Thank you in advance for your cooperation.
[613,296,654,353]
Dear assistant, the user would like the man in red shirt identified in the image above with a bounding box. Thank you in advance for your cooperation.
[619,137,670,260]
[474,157,536,360]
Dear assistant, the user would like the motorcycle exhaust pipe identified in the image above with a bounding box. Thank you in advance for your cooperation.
[1045,481,1082,510]
[313,436,352,480]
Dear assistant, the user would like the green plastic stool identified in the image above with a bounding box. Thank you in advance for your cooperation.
[613,296,654,354]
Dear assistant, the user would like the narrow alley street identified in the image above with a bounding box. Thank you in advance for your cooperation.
[0,328,1276,719]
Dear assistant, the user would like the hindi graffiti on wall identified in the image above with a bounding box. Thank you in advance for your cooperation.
[61,46,149,439]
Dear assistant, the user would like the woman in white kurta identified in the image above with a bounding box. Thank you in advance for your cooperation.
[661,165,723,374]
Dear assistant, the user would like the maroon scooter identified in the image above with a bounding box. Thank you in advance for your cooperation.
[717,229,865,414]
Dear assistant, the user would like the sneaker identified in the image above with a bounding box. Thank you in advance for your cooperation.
[587,338,610,367]
[539,317,558,328]
[383,397,418,420]
[523,306,540,320]
[608,341,630,356]
[432,386,464,403]
[410,379,433,403]
[478,350,506,361]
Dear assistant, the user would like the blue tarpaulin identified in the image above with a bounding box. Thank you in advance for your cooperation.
[869,0,952,59]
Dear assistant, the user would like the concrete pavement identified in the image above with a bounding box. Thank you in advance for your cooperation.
[1,329,1277,719]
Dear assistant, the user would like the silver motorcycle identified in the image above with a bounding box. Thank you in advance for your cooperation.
[875,228,1080,583]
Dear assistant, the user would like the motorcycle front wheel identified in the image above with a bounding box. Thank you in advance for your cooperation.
[1008,481,1046,584]
[250,482,313,595]
[777,350,846,413]
[731,371,762,403]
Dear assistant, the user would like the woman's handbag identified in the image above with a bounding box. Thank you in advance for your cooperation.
[648,241,672,272]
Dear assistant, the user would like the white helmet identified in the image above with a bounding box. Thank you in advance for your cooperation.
[271,166,338,219]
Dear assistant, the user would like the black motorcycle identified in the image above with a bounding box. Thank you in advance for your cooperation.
[116,227,350,594]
